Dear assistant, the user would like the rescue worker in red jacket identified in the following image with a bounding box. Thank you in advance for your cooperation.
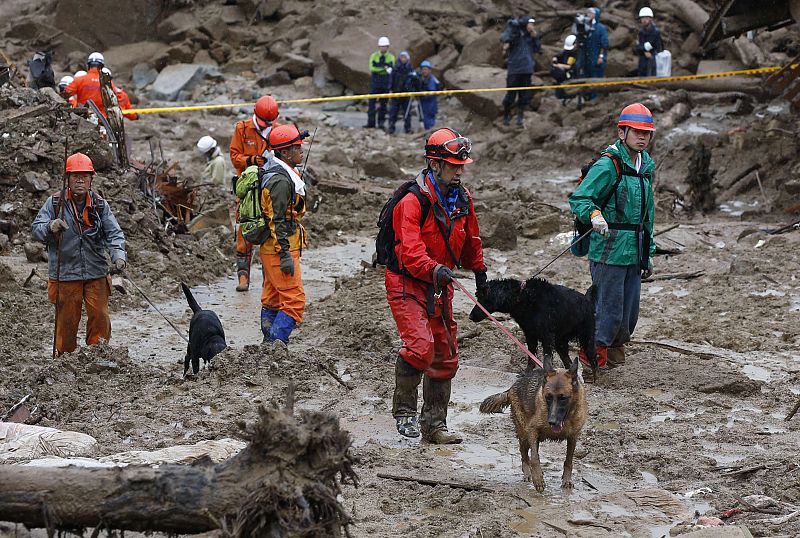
[64,52,128,119]
[229,95,280,291]
[388,127,487,444]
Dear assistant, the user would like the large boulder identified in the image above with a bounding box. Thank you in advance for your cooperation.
[444,65,506,118]
[150,64,215,101]
[105,42,171,79]
[322,21,436,93]
[458,30,503,68]
[277,53,315,78]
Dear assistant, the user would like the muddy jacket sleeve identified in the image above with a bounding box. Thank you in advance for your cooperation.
[569,158,616,224]
[460,190,486,273]
[266,174,294,254]
[31,196,57,243]
[101,203,127,262]
[393,194,437,282]
[229,122,248,175]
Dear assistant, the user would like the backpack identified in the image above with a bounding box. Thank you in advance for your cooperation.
[235,165,272,245]
[28,51,54,90]
[374,180,431,274]
[570,152,622,256]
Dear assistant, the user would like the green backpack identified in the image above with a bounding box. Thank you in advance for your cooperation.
[235,165,272,245]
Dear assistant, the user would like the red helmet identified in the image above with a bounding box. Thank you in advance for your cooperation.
[617,103,656,131]
[425,127,473,165]
[254,96,279,128]
[268,124,309,150]
[65,152,95,173]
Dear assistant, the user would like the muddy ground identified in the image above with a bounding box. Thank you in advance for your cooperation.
[2,0,800,536]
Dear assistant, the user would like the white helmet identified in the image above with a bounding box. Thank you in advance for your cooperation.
[87,51,105,65]
[564,35,577,51]
[101,67,112,78]
[378,36,390,47]
[74,70,87,78]
[196,135,217,154]
[58,75,74,88]
[638,7,654,18]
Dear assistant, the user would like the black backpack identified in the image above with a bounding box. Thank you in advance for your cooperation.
[28,51,54,90]
[374,180,431,274]
[570,152,622,256]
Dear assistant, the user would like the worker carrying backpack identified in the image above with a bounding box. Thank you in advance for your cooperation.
[570,152,622,257]
[374,180,431,273]
[235,165,272,245]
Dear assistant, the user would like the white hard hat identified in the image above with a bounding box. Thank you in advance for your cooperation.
[564,35,577,51]
[101,67,112,78]
[87,52,105,66]
[196,135,217,154]
[74,70,87,78]
[58,75,74,87]
[638,7,654,18]
[378,36,390,47]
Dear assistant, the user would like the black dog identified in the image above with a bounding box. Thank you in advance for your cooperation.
[182,283,227,376]
[469,277,597,371]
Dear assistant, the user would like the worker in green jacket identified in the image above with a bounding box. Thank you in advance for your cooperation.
[365,36,396,130]
[569,103,656,381]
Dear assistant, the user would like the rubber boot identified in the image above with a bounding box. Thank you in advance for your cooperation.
[502,107,511,126]
[269,311,297,344]
[579,345,607,383]
[607,345,625,367]
[420,377,462,444]
[516,109,525,128]
[392,357,422,438]
[235,252,252,292]
[260,307,278,344]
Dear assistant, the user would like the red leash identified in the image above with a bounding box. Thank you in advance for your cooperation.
[451,278,543,368]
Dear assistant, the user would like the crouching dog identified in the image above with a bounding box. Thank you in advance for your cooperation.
[480,356,587,491]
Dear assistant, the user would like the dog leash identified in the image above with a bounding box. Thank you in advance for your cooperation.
[530,229,592,280]
[451,278,543,368]
[122,271,190,344]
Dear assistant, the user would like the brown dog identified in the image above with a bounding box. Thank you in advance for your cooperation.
[479,357,587,491]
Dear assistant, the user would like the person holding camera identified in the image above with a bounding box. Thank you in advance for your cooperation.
[387,51,414,135]
[365,36,395,130]
[550,35,579,104]
[635,7,663,76]
[576,7,608,100]
[500,16,541,127]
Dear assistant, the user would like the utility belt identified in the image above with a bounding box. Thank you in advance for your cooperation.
[607,222,651,271]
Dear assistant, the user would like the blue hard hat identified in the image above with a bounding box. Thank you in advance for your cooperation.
[420,60,432,68]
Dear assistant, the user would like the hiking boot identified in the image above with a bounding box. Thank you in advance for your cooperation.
[236,273,249,292]
[235,252,252,292]
[516,112,524,128]
[420,377,462,444]
[607,346,625,368]
[502,112,511,126]
[393,357,423,430]
[395,416,420,438]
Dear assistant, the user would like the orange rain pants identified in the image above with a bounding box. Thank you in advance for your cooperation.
[48,277,111,355]
[260,251,305,323]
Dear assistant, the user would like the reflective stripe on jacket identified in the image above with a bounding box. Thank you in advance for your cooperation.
[259,164,307,254]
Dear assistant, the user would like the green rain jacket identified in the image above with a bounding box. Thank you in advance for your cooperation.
[369,51,396,75]
[569,140,656,268]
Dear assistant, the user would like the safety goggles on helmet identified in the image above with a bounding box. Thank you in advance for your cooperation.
[426,136,472,162]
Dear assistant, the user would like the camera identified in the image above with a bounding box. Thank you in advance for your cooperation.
[574,13,589,43]
[404,71,422,92]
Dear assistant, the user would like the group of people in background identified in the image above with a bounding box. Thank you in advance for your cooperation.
[55,52,138,121]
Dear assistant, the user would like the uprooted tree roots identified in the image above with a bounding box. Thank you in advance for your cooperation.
[0,398,358,537]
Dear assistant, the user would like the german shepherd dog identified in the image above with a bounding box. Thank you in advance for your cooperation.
[181,283,227,376]
[469,277,597,375]
[480,356,587,491]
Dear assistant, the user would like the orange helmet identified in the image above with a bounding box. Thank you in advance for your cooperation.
[65,152,95,173]
[268,124,309,150]
[425,127,473,165]
[254,96,279,128]
[617,103,656,131]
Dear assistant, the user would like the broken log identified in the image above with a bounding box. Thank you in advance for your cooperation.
[561,76,765,97]
[665,0,709,34]
[0,405,357,536]
[377,472,494,492]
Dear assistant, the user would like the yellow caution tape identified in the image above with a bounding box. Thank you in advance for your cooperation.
[123,66,784,116]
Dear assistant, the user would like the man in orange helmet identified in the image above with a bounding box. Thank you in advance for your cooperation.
[385,127,487,444]
[229,95,280,291]
[31,153,127,355]
[569,103,656,380]
[257,124,309,346]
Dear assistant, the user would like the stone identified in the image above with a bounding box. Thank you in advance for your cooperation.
[784,180,800,195]
[219,5,247,24]
[24,242,47,263]
[132,63,159,89]
[105,41,170,78]
[258,70,292,87]
[458,30,503,67]
[277,53,315,78]
[20,171,49,192]
[358,152,403,179]
[608,25,633,49]
[696,59,745,75]
[165,41,197,64]
[157,11,200,41]
[0,233,9,252]
[259,0,283,18]
[209,45,231,64]
[730,35,766,68]
[199,15,229,42]
[483,214,517,250]
[520,213,562,239]
[728,257,757,275]
[448,26,480,48]
[444,65,506,117]
[150,64,213,101]
[428,46,459,74]
[293,76,314,92]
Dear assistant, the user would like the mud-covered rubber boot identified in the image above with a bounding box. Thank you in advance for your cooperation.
[420,377,462,444]
[235,252,252,292]
[392,357,423,438]
[260,307,278,345]
[502,108,511,126]
[607,345,625,368]
[579,346,607,383]
[516,110,525,128]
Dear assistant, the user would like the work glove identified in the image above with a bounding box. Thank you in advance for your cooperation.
[386,66,393,75]
[279,251,294,276]
[644,42,653,52]
[434,265,454,288]
[590,211,609,237]
[474,270,488,291]
[111,258,127,274]
[49,219,68,233]
[642,259,653,280]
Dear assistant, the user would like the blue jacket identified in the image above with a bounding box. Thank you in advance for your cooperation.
[582,10,609,67]
[501,25,541,75]
[419,74,440,116]
[637,23,663,56]
[392,59,414,92]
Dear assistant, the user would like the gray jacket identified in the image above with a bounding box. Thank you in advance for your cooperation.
[31,191,127,281]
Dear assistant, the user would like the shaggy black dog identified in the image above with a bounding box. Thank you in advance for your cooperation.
[182,283,227,376]
[469,277,597,371]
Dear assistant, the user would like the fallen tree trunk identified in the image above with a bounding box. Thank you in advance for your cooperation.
[664,0,709,34]
[561,76,766,97]
[0,403,357,536]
